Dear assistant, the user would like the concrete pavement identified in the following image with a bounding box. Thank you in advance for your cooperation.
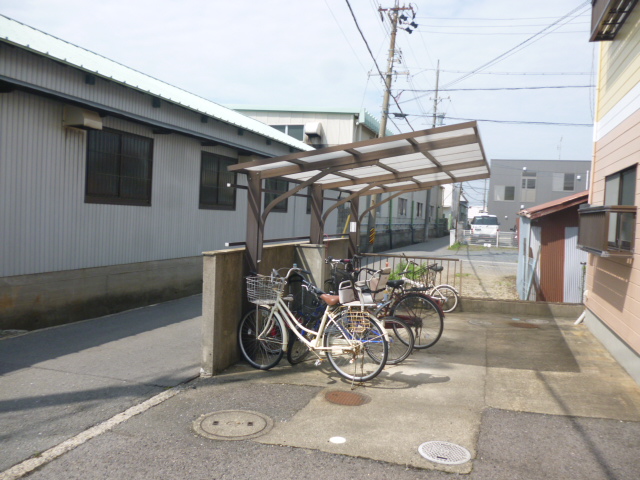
[2,290,640,479]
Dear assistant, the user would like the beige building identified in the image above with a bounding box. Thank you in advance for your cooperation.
[579,1,640,384]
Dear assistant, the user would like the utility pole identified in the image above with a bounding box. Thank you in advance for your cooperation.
[378,2,416,137]
[378,2,399,138]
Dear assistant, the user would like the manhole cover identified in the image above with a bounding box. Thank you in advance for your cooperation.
[508,322,539,329]
[418,441,472,465]
[325,390,371,406]
[468,320,493,326]
[193,410,273,441]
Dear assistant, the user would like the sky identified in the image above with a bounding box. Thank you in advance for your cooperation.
[0,0,597,205]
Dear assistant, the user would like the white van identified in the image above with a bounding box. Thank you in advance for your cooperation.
[469,214,500,238]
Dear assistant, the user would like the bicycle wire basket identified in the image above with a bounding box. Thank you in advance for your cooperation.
[246,275,287,305]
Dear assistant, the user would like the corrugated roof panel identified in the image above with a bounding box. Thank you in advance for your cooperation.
[354,139,409,154]
[413,128,476,143]
[0,15,312,152]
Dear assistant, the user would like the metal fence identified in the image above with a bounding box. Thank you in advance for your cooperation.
[461,230,518,248]
[359,253,462,294]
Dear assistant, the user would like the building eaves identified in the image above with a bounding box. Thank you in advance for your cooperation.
[0,14,312,153]
[229,106,394,137]
[519,191,589,219]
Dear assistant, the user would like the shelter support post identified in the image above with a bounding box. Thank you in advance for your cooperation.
[245,172,263,273]
[309,184,324,244]
[349,196,359,256]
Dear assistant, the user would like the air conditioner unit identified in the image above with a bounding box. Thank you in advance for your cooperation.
[63,106,103,130]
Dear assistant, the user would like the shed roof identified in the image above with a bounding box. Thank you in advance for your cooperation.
[519,191,589,219]
[0,15,312,152]
[229,121,490,196]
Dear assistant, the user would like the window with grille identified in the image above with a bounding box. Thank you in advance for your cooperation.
[578,165,636,256]
[85,129,153,206]
[199,152,237,210]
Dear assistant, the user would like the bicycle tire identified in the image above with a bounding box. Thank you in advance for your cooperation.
[430,284,459,313]
[381,316,414,364]
[286,320,314,365]
[323,311,388,382]
[238,306,284,369]
[391,293,443,349]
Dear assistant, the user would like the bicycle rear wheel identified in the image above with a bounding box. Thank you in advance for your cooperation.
[430,285,459,313]
[391,294,443,349]
[381,316,414,364]
[238,306,284,369]
[323,311,388,382]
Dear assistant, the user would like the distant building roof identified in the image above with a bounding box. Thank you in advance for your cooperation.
[519,191,589,219]
[229,106,395,137]
[0,15,312,152]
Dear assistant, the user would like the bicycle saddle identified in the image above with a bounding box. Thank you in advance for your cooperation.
[387,279,404,288]
[319,293,340,306]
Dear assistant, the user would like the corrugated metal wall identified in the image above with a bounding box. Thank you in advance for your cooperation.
[564,227,588,303]
[517,222,541,301]
[0,91,339,277]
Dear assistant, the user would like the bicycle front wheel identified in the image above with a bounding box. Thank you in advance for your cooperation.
[238,306,284,369]
[382,316,414,365]
[323,311,388,382]
[391,294,443,349]
[430,285,459,313]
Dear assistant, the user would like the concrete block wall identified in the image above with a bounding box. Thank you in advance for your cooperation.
[1,256,203,330]
[201,241,344,376]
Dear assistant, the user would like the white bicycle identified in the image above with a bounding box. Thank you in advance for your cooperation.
[400,259,459,313]
[238,266,389,382]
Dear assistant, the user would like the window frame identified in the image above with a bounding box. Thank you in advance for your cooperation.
[199,152,237,211]
[85,128,154,207]
[398,198,408,216]
[264,178,289,213]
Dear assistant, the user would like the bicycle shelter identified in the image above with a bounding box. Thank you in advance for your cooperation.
[228,121,491,272]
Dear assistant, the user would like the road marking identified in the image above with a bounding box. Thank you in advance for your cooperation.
[0,387,183,480]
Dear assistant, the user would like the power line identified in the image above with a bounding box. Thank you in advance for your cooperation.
[420,30,586,35]
[442,1,591,88]
[415,14,588,21]
[413,68,591,76]
[402,85,594,93]
[416,22,589,28]
[442,116,593,127]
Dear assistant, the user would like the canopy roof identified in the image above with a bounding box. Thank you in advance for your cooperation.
[229,121,490,196]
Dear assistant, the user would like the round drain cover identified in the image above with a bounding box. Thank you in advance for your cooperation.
[325,390,371,406]
[193,410,273,441]
[418,441,471,465]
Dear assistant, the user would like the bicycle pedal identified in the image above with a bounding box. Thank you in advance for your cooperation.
[314,359,323,367]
